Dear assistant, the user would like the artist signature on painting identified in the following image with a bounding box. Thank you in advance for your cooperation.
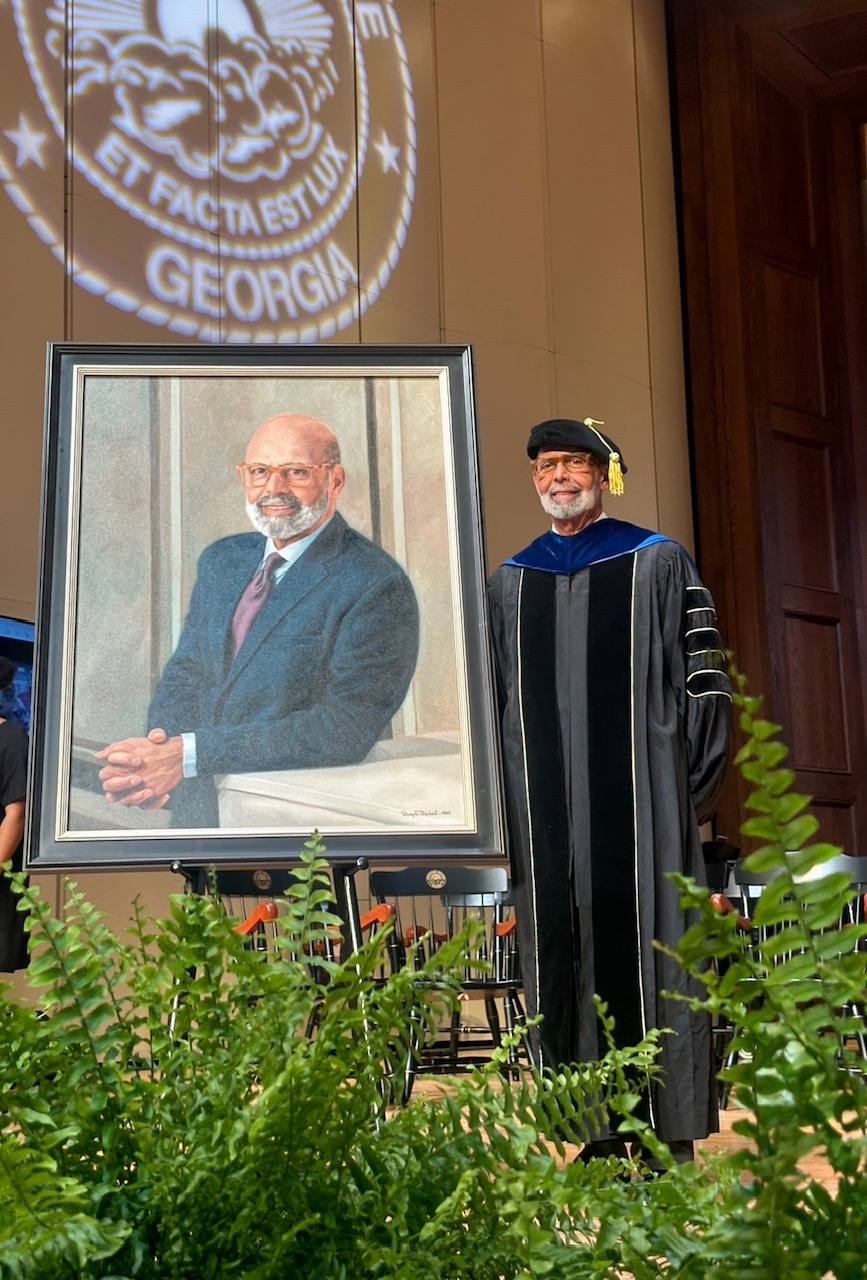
[400,808,452,818]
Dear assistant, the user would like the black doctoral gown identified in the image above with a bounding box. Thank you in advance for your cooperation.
[486,518,731,1142]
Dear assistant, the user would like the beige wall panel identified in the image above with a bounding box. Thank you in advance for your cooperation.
[541,0,693,548]
[0,280,49,619]
[358,0,441,342]
[543,40,649,388]
[69,870,179,921]
[634,0,693,550]
[359,299,441,344]
[434,6,550,348]
[0,0,66,619]
[443,331,554,570]
[434,0,542,39]
[649,387,696,552]
[634,0,689,408]
[356,0,442,351]
[59,869,179,928]
[542,0,633,54]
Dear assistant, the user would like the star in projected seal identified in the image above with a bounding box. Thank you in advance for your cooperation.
[3,0,416,340]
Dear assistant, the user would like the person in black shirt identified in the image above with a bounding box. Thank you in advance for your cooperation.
[0,655,28,971]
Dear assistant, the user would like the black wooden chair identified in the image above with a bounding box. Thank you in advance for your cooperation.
[169,861,344,1040]
[367,864,527,1102]
[170,857,393,980]
[172,862,331,953]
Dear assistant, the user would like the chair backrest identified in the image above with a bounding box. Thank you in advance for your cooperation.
[190,866,302,898]
[733,853,867,953]
[369,866,510,897]
[791,854,867,885]
[705,861,732,892]
[179,864,335,960]
[367,865,516,985]
[735,853,867,898]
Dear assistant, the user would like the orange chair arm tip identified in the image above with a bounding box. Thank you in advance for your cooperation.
[709,892,751,932]
[233,900,279,934]
[359,902,397,929]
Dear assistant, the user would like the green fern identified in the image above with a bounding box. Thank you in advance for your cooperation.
[3,694,867,1280]
[671,668,867,1278]
[0,836,671,1278]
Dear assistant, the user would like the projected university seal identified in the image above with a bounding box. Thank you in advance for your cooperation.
[2,0,415,340]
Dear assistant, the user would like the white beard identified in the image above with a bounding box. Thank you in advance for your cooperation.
[246,489,329,540]
[539,486,599,522]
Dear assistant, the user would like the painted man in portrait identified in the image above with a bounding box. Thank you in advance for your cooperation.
[95,411,420,828]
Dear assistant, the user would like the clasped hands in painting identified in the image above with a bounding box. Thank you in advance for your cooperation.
[94,728,184,810]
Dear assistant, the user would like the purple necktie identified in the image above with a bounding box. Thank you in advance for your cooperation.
[230,551,284,658]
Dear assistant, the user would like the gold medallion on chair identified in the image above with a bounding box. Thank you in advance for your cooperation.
[252,869,273,892]
[425,869,447,890]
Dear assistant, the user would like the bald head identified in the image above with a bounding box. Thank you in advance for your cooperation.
[245,413,341,467]
[241,413,346,547]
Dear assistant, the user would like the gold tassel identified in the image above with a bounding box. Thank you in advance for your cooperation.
[583,417,624,496]
[606,453,624,496]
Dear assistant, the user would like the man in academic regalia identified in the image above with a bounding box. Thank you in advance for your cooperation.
[486,417,731,1164]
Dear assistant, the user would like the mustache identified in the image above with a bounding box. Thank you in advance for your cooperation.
[255,492,302,513]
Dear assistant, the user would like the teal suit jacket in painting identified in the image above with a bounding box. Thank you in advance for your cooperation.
[147,513,420,827]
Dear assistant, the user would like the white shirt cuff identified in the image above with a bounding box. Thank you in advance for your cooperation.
[181,733,197,778]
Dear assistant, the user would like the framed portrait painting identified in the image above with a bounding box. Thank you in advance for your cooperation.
[26,343,506,869]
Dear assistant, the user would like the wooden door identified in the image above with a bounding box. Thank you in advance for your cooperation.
[668,0,867,852]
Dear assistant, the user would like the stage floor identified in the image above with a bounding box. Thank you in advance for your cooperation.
[411,1082,838,1190]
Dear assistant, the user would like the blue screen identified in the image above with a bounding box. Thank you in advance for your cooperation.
[0,616,35,734]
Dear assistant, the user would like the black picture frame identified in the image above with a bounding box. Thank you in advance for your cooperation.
[26,343,505,870]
